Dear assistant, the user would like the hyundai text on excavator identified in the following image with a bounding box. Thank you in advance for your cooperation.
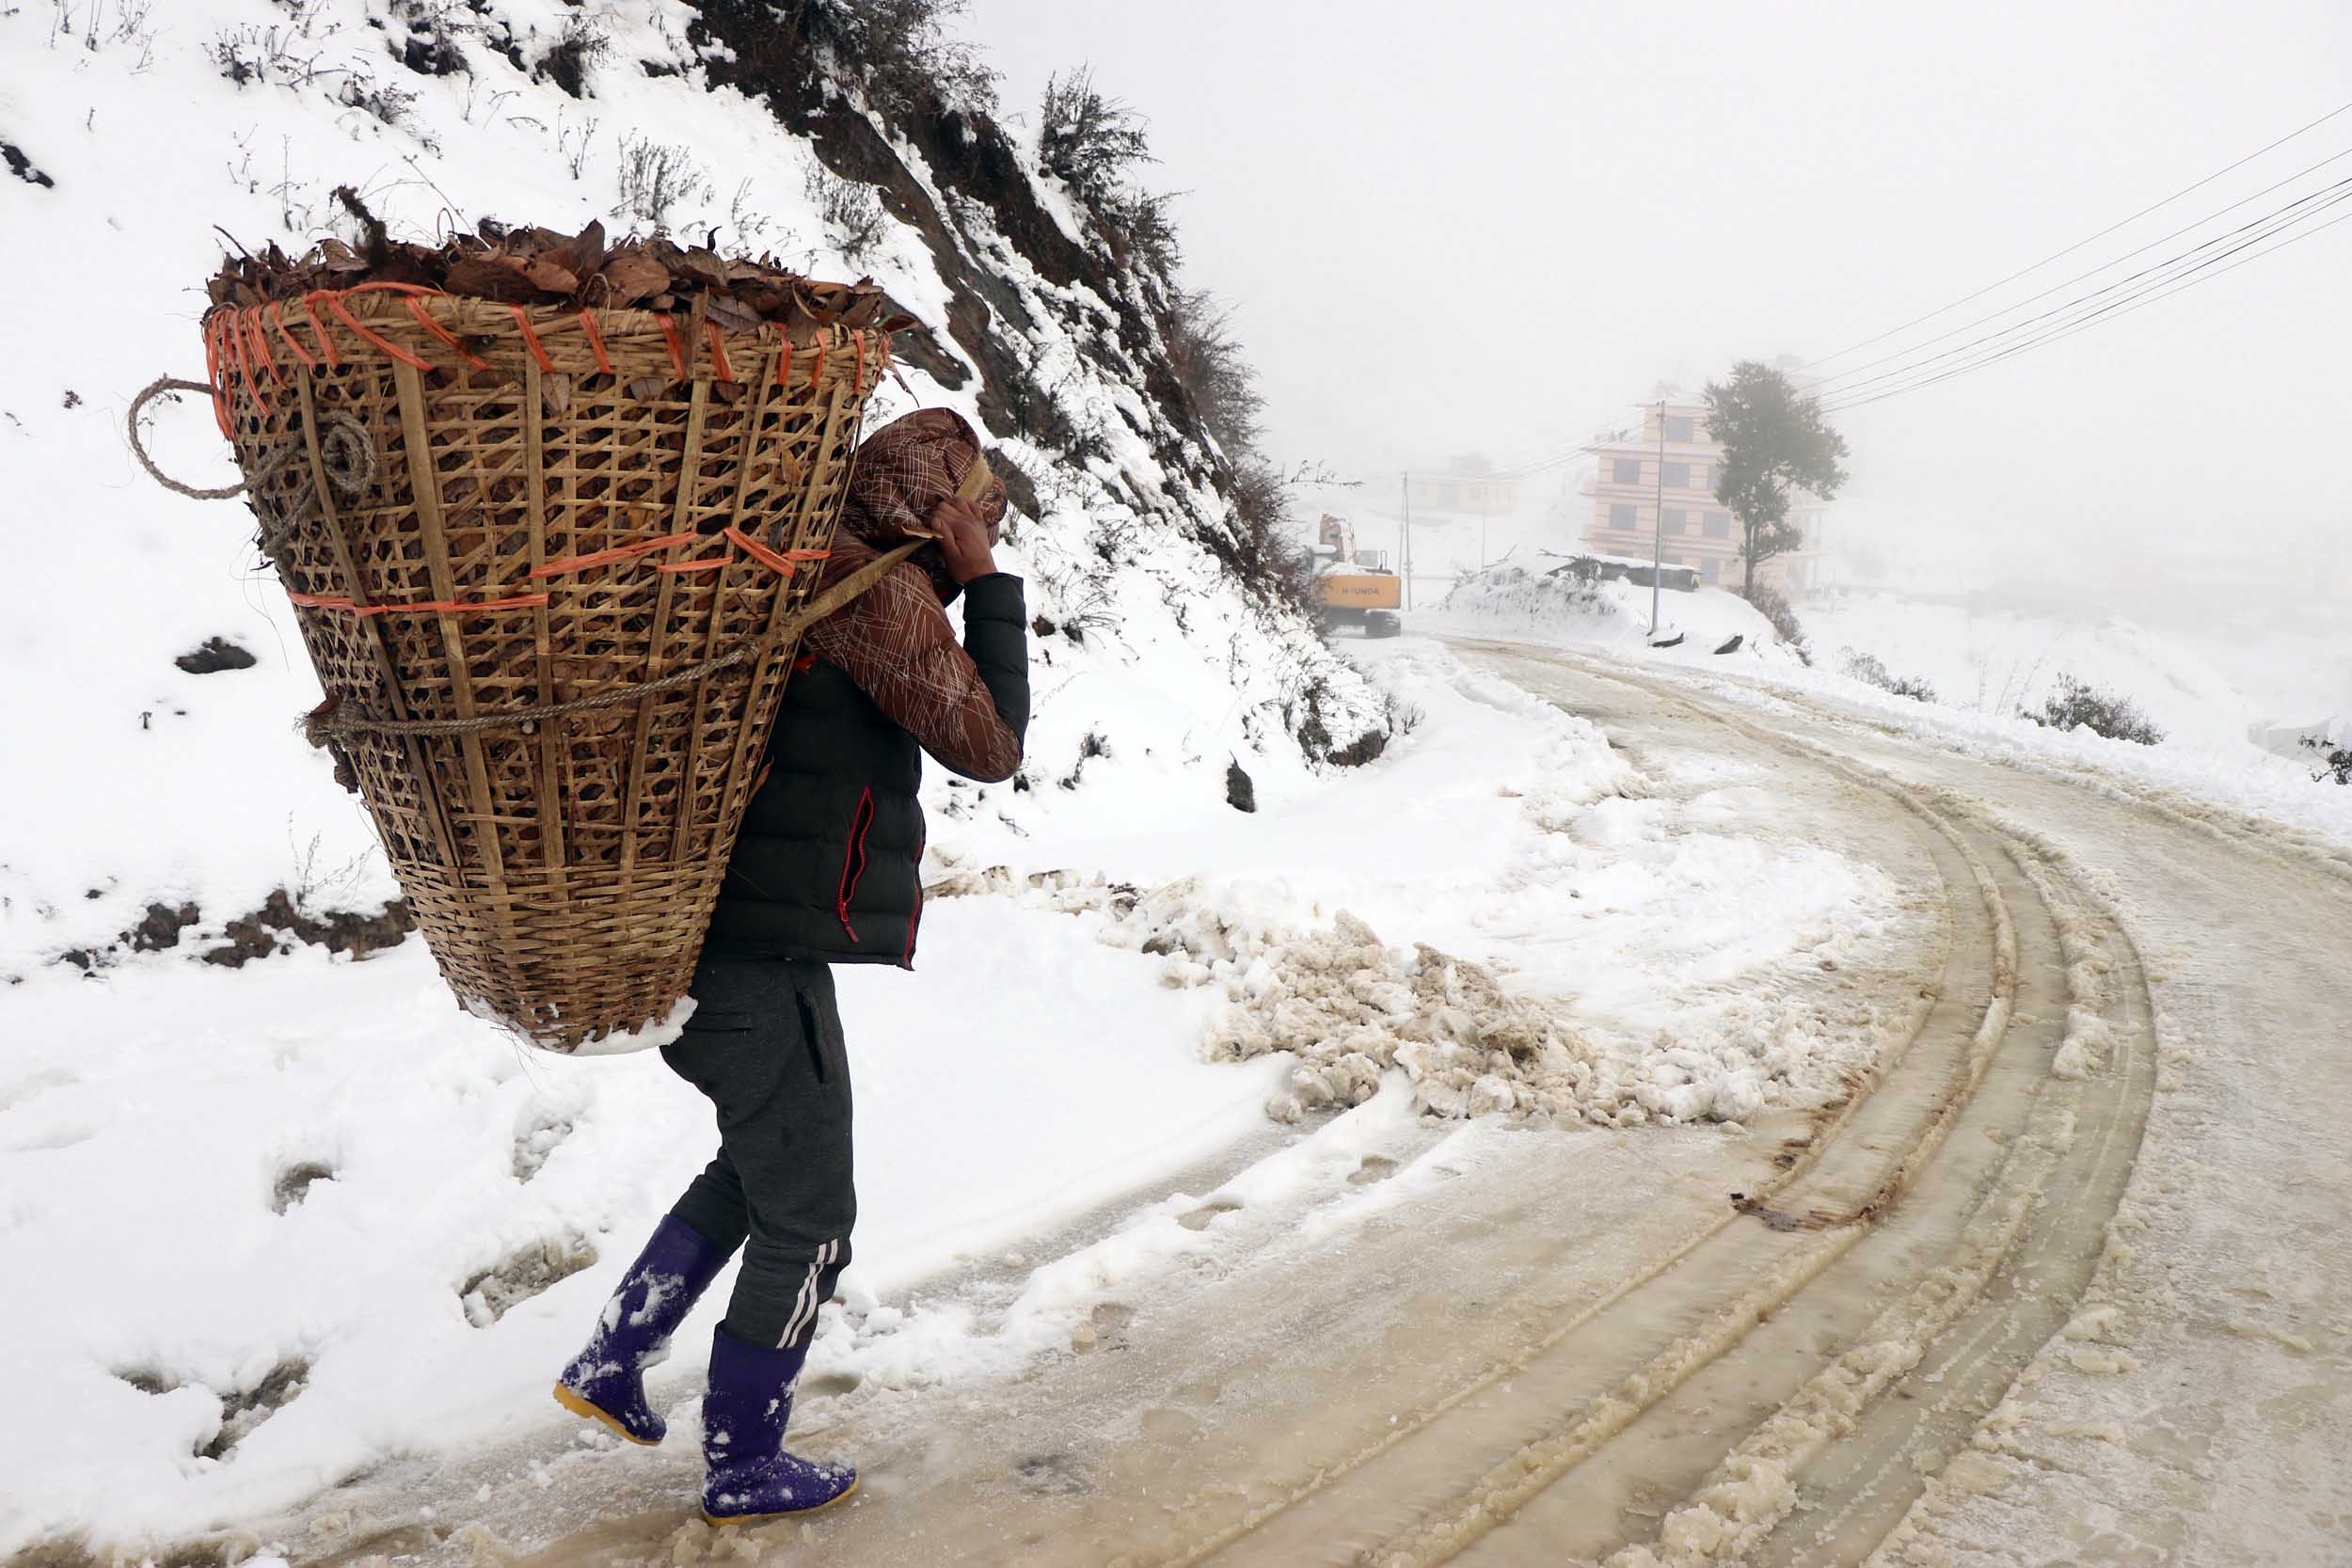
[1311,515,1402,638]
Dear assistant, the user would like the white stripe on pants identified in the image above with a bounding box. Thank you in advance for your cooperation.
[777,1238,839,1348]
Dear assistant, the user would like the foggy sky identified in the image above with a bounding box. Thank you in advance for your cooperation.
[961,0,2352,626]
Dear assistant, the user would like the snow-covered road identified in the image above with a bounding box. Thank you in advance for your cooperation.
[41,637,2352,1568]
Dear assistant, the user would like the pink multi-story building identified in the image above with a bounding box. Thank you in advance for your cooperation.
[1581,401,1827,594]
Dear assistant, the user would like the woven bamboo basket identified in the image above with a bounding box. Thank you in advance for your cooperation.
[197,284,886,1051]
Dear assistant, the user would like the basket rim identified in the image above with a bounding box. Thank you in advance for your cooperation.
[202,285,896,342]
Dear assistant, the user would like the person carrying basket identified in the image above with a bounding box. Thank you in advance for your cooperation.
[550,408,1029,1524]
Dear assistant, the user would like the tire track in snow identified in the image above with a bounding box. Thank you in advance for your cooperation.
[1375,650,2159,1568]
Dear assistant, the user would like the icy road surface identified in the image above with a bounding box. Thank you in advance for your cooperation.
[218,641,2352,1568]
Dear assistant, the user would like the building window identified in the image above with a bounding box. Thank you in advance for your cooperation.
[1701,557,1719,582]
[1609,502,1636,530]
[1692,463,1710,493]
[1664,509,1687,533]
[1662,461,1689,490]
[1704,511,1731,538]
[1612,458,1642,484]
[1663,416,1694,442]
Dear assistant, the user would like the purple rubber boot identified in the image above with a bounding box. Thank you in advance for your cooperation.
[699,1325,859,1524]
[553,1214,729,1445]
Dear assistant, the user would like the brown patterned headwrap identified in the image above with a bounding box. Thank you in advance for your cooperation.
[835,408,1009,604]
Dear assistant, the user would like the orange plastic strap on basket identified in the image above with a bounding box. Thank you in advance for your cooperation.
[806,337,828,393]
[225,314,272,418]
[530,529,702,579]
[509,306,557,374]
[301,293,342,369]
[288,590,551,617]
[268,301,318,371]
[324,293,433,372]
[773,332,793,389]
[245,309,282,387]
[404,296,490,372]
[576,309,613,377]
[852,333,866,393]
[658,314,687,380]
[723,526,797,577]
[201,318,232,438]
[706,322,733,384]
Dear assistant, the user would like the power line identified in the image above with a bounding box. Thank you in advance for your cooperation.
[1822,181,2352,410]
[1802,97,2352,370]
[1812,176,2352,407]
[1823,200,2352,414]
[1807,142,2352,396]
[1820,187,2352,413]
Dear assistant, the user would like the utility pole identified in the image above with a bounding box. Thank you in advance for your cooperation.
[1648,398,1666,639]
[1400,470,1413,610]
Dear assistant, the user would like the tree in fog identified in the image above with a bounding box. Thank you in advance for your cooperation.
[1702,362,1849,598]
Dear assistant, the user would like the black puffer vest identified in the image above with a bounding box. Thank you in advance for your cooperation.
[705,573,1028,966]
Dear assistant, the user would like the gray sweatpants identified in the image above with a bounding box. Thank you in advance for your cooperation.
[660,954,855,1350]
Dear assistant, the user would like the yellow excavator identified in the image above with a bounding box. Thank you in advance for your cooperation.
[1311,515,1402,638]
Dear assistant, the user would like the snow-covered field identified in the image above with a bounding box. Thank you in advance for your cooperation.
[1433,575,2352,859]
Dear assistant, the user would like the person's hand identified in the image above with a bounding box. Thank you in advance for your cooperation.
[929,496,998,584]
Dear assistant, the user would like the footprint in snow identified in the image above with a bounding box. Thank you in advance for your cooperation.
[460,1236,598,1326]
[271,1160,336,1213]
[1177,1196,1243,1231]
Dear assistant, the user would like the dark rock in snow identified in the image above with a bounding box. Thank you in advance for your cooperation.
[176,636,258,674]
[203,889,415,967]
[1713,633,1743,655]
[130,902,201,953]
[3,141,53,188]
[1226,760,1256,814]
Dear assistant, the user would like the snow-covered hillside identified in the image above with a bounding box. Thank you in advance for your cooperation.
[0,0,1386,975]
[1800,589,2323,753]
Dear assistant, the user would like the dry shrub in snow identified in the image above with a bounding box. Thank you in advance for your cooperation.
[1839,648,1937,704]
[801,0,999,119]
[534,13,611,100]
[1744,582,1808,657]
[1039,67,1153,206]
[2026,673,2165,746]
[617,135,711,230]
[803,162,887,261]
[1165,288,1263,456]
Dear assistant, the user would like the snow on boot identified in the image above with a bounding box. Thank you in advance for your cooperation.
[699,1324,858,1524]
[553,1214,728,1445]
